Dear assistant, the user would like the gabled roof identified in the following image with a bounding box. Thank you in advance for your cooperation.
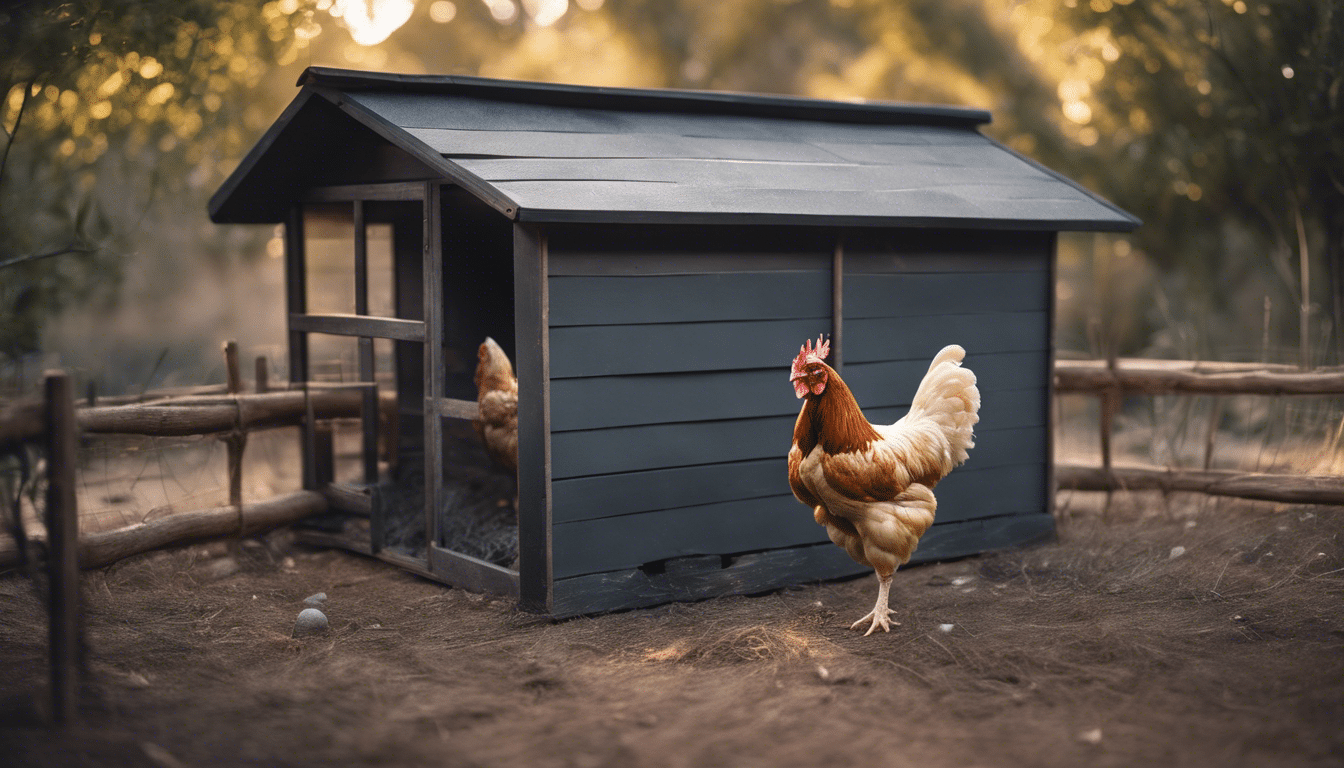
[209,67,1139,231]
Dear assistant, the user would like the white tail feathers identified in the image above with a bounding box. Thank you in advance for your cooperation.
[908,344,980,466]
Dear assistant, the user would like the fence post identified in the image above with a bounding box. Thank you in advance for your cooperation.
[44,371,81,726]
[223,342,246,511]
[254,356,269,395]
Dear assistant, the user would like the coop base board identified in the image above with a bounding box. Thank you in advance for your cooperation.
[548,512,1056,618]
[292,526,520,597]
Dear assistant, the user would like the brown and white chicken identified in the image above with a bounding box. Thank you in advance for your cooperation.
[474,337,518,474]
[788,336,979,635]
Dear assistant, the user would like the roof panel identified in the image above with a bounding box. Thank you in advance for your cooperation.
[211,68,1139,230]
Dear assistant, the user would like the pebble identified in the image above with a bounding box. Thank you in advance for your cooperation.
[938,623,955,633]
[950,576,975,587]
[1169,546,1186,560]
[293,608,329,637]
[303,592,328,607]
[1078,728,1103,745]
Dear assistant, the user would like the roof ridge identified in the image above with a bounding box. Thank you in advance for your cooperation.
[297,66,993,128]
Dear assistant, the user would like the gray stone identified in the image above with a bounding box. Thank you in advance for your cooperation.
[293,608,329,637]
[303,592,328,607]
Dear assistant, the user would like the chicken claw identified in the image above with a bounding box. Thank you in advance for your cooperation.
[850,606,898,635]
[850,574,897,636]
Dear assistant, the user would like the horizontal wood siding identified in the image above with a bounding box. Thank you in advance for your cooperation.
[843,229,1053,537]
[544,226,1053,587]
[547,229,830,579]
[549,512,1056,617]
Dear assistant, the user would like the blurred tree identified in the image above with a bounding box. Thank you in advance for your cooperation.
[0,0,313,366]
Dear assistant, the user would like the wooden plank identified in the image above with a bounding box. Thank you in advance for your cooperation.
[551,363,1044,431]
[452,156,1055,191]
[428,397,482,421]
[551,418,1043,479]
[406,127,851,163]
[548,512,1054,617]
[552,458,786,523]
[845,312,1048,362]
[844,271,1049,318]
[862,387,1046,432]
[303,182,426,202]
[495,180,1125,227]
[842,350,1049,397]
[1056,464,1344,506]
[549,369,796,431]
[552,494,827,579]
[284,205,315,489]
[321,482,373,516]
[429,545,521,597]
[1055,362,1344,396]
[550,542,866,617]
[289,313,426,342]
[423,182,445,562]
[44,372,81,725]
[551,460,1043,525]
[314,70,993,127]
[548,319,826,379]
[549,272,830,326]
[514,222,553,612]
[844,229,1052,272]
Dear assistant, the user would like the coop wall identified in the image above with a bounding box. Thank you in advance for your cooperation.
[538,225,1058,616]
[840,229,1056,559]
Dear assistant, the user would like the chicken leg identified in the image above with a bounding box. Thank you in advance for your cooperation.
[850,572,897,636]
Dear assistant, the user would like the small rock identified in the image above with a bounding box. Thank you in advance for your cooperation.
[1183,520,1198,529]
[951,576,975,587]
[198,557,240,581]
[816,664,830,681]
[303,592,328,607]
[1169,546,1186,560]
[1078,728,1103,745]
[293,608,329,637]
[938,623,955,633]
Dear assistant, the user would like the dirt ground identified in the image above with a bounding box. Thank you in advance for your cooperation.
[1,491,1342,768]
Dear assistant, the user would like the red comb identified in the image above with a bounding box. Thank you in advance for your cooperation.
[791,335,830,376]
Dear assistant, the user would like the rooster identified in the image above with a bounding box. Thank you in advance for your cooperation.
[788,336,979,635]
[473,337,518,474]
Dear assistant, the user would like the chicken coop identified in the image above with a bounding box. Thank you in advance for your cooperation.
[209,67,1138,617]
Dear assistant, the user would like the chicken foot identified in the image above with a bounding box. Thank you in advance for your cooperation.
[850,573,897,636]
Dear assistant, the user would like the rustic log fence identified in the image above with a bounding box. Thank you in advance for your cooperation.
[1054,358,1344,506]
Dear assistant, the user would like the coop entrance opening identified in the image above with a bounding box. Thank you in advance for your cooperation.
[376,187,519,573]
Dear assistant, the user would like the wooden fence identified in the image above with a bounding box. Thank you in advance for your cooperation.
[1054,358,1344,506]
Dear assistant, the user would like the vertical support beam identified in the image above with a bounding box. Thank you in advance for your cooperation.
[831,231,844,371]
[1045,233,1059,518]
[223,341,245,511]
[284,206,315,489]
[354,201,378,485]
[423,183,445,554]
[514,223,552,612]
[44,371,80,726]
[254,356,269,394]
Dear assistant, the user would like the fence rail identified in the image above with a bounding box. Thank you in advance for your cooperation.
[1055,357,1344,504]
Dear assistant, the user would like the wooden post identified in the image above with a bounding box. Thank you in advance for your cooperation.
[254,356,269,394]
[514,222,552,611]
[285,206,315,490]
[314,423,335,488]
[43,371,81,726]
[423,183,444,555]
[354,200,378,485]
[1203,397,1222,470]
[223,341,242,395]
[223,342,245,511]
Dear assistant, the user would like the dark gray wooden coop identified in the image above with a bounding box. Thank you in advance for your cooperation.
[209,67,1138,617]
